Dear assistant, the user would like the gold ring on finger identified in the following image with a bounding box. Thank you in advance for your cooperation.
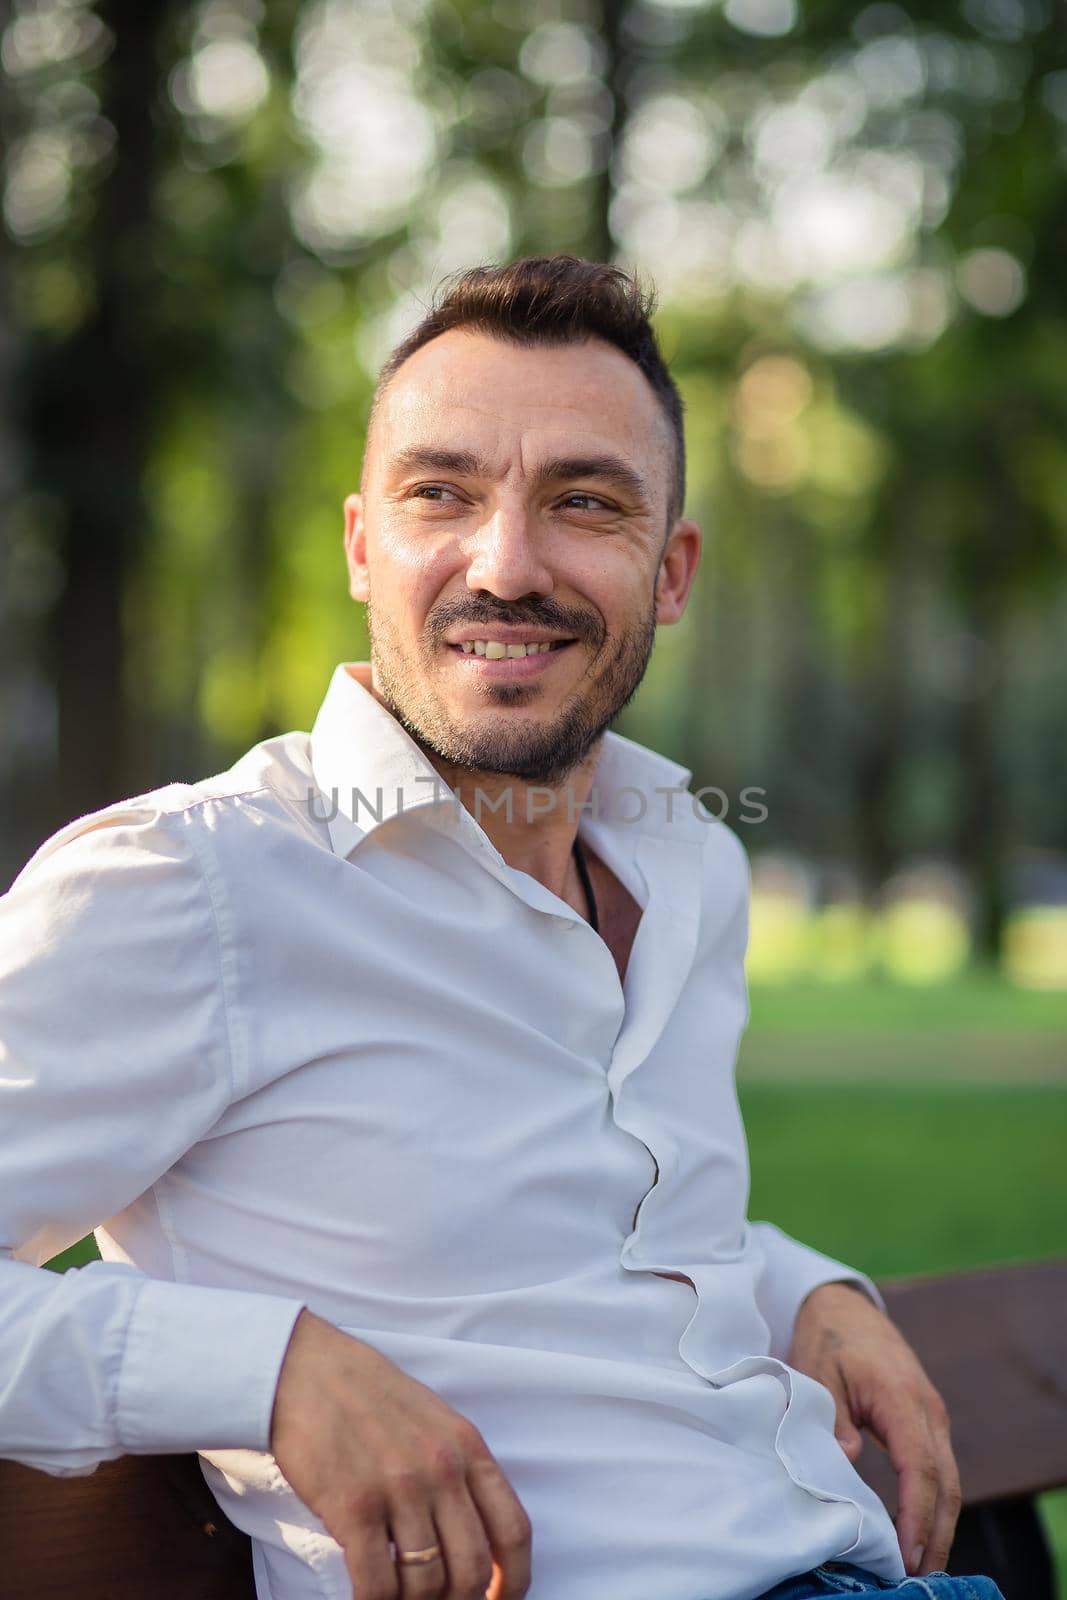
[395,1543,443,1566]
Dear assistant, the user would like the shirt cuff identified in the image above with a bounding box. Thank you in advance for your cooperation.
[751,1219,887,1360]
[810,1273,888,1317]
[115,1277,307,1454]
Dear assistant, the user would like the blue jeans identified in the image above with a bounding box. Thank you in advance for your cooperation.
[752,1559,1007,1598]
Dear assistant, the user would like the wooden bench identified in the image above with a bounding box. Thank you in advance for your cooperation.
[1,1258,1064,1600]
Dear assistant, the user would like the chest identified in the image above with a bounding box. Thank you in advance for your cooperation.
[586,851,644,987]
[162,833,753,1308]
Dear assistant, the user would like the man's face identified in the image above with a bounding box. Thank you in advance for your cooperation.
[343,329,700,787]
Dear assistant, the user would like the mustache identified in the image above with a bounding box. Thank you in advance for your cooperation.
[426,597,603,645]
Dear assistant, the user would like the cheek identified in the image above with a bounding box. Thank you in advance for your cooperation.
[369,522,463,628]
[567,549,650,621]
[375,515,458,579]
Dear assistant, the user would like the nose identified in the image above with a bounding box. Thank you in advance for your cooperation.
[463,505,554,602]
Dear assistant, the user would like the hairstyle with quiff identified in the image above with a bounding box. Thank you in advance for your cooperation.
[366,255,687,531]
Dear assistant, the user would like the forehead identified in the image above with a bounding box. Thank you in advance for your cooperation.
[372,328,671,479]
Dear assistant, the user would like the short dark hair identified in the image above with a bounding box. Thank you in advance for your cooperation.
[368,255,686,529]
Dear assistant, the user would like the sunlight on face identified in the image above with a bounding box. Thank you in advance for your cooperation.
[352,329,681,785]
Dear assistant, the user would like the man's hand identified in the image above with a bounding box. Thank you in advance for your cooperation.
[788,1280,962,1580]
[269,1308,532,1600]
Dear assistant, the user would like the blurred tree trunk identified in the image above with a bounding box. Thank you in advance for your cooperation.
[28,1,178,830]
[587,0,625,263]
[855,504,913,893]
[0,67,34,887]
[954,432,1017,959]
[1,0,54,885]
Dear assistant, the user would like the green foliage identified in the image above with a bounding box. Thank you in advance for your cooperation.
[1,1,1065,907]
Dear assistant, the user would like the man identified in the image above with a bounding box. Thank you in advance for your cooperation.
[0,256,994,1600]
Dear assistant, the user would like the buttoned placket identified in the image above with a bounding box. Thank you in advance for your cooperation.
[434,799,707,1279]
[437,800,704,1080]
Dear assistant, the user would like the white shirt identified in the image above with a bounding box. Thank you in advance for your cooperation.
[0,661,907,1600]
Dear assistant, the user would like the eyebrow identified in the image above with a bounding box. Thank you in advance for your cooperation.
[387,446,651,507]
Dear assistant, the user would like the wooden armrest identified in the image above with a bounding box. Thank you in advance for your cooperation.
[0,1451,256,1600]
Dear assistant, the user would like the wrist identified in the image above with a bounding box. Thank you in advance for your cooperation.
[798,1278,872,1316]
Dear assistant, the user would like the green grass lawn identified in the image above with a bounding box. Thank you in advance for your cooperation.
[745,973,1067,1036]
[739,973,1067,1084]
[45,975,1067,1592]
[738,1080,1067,1277]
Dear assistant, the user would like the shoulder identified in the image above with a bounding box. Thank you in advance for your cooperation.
[8,730,321,895]
[697,811,751,895]
[693,817,751,961]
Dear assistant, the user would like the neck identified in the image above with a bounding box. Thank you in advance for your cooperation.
[422,746,603,909]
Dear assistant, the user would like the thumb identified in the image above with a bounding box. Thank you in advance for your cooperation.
[825,1384,864,1460]
[838,1427,863,1465]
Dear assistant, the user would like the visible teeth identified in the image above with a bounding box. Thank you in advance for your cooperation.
[461,640,564,658]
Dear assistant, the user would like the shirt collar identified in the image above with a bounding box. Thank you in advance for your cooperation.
[308,662,707,861]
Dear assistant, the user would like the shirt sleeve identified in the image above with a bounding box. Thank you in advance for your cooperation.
[0,802,307,1477]
[715,824,888,1362]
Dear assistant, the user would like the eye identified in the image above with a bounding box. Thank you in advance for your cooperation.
[559,492,612,511]
[411,483,462,503]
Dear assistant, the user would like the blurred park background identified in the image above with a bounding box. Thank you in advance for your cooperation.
[2,0,1065,1586]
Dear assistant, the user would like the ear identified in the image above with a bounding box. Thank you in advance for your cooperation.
[343,493,369,603]
[654,518,702,625]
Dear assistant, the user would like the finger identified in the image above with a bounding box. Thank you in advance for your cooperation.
[917,1432,963,1575]
[387,1506,448,1599]
[836,1427,864,1463]
[338,1495,401,1600]
[832,1400,864,1462]
[885,1414,942,1576]
[817,1370,864,1462]
[428,1477,495,1599]
[463,1454,533,1600]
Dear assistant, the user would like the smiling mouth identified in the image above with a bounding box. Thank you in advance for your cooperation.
[450,639,576,659]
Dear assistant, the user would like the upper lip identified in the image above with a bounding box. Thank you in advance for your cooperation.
[445,627,577,646]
